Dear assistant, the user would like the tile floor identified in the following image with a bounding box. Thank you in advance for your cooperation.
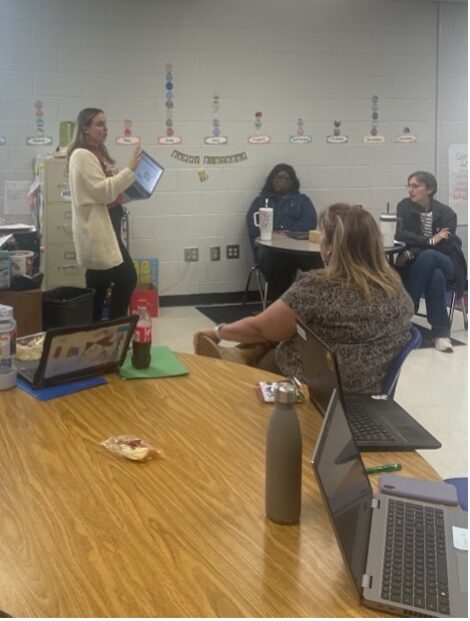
[152,302,468,481]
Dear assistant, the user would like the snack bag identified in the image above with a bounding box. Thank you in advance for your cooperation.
[100,435,164,461]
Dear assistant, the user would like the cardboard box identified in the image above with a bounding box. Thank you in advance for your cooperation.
[308,229,321,244]
[130,284,159,317]
[0,288,43,336]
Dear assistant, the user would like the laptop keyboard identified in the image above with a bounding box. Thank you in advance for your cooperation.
[381,499,449,615]
[345,401,395,442]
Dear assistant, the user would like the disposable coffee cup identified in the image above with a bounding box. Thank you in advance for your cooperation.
[380,214,397,247]
[253,207,274,241]
[10,250,34,276]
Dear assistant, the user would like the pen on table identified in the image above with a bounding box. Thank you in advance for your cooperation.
[365,463,402,475]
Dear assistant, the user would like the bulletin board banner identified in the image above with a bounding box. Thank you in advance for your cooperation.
[448,144,468,225]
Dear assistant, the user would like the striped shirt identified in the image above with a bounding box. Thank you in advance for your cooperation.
[420,210,433,239]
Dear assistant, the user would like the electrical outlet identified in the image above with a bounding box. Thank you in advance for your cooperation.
[184,247,199,262]
[226,244,240,259]
[210,246,221,261]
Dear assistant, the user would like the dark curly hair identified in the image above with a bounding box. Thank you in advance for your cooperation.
[262,163,300,195]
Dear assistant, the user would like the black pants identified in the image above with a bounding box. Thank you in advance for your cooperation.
[256,247,323,302]
[86,206,137,321]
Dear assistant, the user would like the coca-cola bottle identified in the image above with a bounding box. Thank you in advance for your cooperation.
[132,306,152,369]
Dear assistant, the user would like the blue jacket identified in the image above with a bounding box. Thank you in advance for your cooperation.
[246,192,317,254]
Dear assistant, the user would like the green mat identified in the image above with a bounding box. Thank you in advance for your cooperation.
[119,346,189,380]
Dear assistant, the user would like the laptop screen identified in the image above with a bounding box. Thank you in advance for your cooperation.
[296,321,343,415]
[43,320,134,379]
[312,389,373,597]
[135,151,164,195]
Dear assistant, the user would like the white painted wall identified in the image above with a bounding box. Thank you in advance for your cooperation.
[0,0,467,296]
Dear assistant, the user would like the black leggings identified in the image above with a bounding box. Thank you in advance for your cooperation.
[86,207,137,321]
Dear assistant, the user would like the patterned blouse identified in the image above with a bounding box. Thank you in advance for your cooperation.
[275,271,414,393]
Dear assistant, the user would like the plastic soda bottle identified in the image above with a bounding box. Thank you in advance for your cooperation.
[0,304,17,390]
[132,306,152,369]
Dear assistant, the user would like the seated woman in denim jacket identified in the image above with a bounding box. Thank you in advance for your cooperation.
[395,170,467,353]
[246,163,318,302]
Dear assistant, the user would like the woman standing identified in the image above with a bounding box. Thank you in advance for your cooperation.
[67,108,141,321]
[395,171,466,352]
[246,163,318,302]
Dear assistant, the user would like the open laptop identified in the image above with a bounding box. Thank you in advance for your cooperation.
[17,316,137,389]
[123,150,164,201]
[312,389,467,618]
[296,320,441,451]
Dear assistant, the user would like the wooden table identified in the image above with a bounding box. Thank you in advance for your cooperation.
[0,354,441,617]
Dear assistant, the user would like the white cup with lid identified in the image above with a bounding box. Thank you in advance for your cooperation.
[380,213,397,248]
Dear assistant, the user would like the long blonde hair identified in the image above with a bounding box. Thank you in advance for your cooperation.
[66,107,114,167]
[319,203,403,299]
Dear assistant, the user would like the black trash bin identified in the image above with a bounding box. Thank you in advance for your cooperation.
[42,286,95,330]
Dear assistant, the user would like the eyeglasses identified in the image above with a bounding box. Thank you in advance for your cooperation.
[407,183,425,190]
[274,174,291,181]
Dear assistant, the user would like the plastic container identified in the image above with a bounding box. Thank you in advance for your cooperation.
[0,304,17,390]
[42,286,95,330]
[265,383,302,524]
[132,306,152,369]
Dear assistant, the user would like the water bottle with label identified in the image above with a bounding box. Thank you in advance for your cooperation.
[265,383,302,524]
[0,304,17,390]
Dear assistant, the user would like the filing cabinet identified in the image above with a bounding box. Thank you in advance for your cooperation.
[41,156,85,289]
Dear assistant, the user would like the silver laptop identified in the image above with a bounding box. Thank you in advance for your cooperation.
[296,320,441,451]
[312,389,468,618]
[123,150,164,201]
[17,316,137,389]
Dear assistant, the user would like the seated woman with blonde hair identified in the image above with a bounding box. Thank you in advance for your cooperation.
[194,204,414,394]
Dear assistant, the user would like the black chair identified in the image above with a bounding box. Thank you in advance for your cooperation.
[241,265,268,309]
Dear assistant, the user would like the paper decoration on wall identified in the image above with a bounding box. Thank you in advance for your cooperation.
[26,100,53,146]
[448,144,468,211]
[116,119,141,145]
[364,95,384,143]
[248,111,270,144]
[204,92,228,145]
[396,126,416,143]
[171,149,248,165]
[289,118,312,143]
[327,120,348,144]
[0,137,6,145]
[4,180,32,215]
[158,64,182,145]
[198,169,209,182]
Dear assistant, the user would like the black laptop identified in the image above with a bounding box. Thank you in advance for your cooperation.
[123,150,164,201]
[296,320,441,451]
[312,389,467,618]
[17,316,137,389]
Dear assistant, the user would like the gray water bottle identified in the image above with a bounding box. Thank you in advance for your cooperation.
[265,383,302,524]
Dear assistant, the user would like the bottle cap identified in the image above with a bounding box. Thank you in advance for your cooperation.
[274,382,297,404]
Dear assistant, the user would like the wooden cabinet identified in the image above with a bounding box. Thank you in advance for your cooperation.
[41,156,85,289]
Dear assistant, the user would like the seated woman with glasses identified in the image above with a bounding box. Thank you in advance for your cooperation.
[395,171,467,353]
[246,163,319,302]
[195,204,413,394]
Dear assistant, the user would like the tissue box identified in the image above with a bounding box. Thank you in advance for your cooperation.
[133,258,159,287]
[130,284,159,317]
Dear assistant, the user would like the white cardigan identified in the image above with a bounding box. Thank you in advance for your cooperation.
[68,148,135,270]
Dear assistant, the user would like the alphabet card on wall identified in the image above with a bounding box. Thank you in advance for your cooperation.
[363,95,385,143]
[26,100,53,146]
[204,92,228,145]
[289,118,312,143]
[248,111,270,144]
[116,119,141,145]
[158,64,182,145]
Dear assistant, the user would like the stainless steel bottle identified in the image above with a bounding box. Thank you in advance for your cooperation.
[265,383,302,524]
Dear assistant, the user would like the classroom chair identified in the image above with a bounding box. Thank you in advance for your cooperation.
[444,477,468,511]
[241,265,269,310]
[381,325,422,398]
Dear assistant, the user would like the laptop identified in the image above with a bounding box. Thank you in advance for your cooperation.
[296,320,441,451]
[17,316,137,389]
[286,230,309,240]
[312,389,468,618]
[123,150,164,201]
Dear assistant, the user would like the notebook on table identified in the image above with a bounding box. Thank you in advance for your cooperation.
[312,389,467,618]
[286,230,309,240]
[123,150,164,201]
[17,316,137,389]
[296,320,441,451]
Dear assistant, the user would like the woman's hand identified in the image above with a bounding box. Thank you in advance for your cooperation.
[193,328,219,352]
[432,227,451,245]
[128,146,142,171]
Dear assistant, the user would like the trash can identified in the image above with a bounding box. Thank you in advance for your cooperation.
[42,286,95,330]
